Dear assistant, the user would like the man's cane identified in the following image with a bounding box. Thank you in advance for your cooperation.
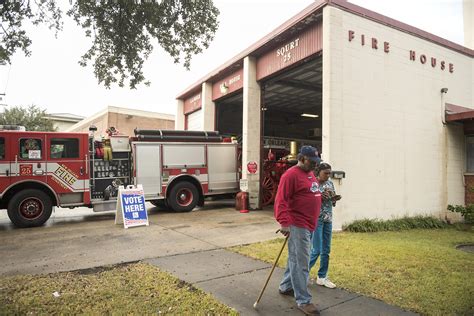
[253,230,289,309]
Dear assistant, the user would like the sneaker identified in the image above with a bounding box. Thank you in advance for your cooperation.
[278,288,294,296]
[297,303,320,315]
[316,277,336,289]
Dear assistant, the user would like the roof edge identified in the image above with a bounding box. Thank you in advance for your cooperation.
[65,108,108,132]
[446,110,474,122]
[107,106,175,120]
[176,0,328,100]
[328,0,474,57]
[445,102,474,122]
[176,0,473,101]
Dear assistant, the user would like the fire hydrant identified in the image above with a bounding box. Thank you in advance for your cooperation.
[235,191,249,213]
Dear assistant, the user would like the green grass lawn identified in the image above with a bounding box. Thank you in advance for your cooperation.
[0,263,237,315]
[232,228,474,315]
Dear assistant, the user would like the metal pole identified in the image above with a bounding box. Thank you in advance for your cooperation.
[91,133,95,196]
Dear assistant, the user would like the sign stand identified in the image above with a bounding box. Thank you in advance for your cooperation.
[115,184,149,228]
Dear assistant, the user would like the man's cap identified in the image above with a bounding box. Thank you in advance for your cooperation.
[300,145,320,163]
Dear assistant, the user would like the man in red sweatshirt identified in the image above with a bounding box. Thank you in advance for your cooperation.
[275,145,322,316]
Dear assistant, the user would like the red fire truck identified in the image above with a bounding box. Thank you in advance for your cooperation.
[0,127,240,228]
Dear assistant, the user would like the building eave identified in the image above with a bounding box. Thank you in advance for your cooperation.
[328,0,473,58]
[176,0,327,100]
[176,0,473,102]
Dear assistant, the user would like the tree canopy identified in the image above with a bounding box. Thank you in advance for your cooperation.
[0,0,219,89]
[0,105,55,131]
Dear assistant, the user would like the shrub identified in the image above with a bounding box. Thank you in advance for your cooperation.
[447,204,474,224]
[343,216,448,232]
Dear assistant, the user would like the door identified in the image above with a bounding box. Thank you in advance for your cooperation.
[10,134,47,184]
[47,134,87,204]
[0,136,11,190]
[186,110,203,131]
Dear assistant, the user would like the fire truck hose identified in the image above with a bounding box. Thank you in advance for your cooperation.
[136,135,222,142]
[134,129,220,137]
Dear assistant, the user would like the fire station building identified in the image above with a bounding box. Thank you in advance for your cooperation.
[175,0,474,229]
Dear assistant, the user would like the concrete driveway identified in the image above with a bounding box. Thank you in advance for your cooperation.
[0,200,279,276]
[0,202,417,315]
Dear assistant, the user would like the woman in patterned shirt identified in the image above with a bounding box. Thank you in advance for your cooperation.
[309,163,341,289]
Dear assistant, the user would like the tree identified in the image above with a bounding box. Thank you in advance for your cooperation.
[0,105,56,131]
[0,0,219,89]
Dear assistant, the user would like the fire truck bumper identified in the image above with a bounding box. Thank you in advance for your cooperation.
[92,200,117,212]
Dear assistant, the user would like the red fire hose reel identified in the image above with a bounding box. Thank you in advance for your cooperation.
[261,159,295,207]
[235,148,297,209]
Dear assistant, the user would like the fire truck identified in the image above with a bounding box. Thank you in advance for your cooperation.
[0,127,240,228]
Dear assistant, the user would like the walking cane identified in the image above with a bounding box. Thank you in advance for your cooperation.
[253,230,289,309]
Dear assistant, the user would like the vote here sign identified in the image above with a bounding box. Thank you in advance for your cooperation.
[115,185,149,228]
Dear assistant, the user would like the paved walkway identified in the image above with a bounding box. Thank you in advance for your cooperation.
[146,249,416,316]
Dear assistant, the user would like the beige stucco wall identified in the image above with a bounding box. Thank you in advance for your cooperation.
[69,108,175,138]
[323,6,474,230]
[70,113,109,136]
[464,0,473,50]
[175,100,185,130]
[242,56,261,208]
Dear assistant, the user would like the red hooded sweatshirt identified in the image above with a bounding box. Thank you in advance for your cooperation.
[274,165,321,231]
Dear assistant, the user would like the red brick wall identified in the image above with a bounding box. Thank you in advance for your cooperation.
[70,112,174,137]
[464,175,474,204]
[107,113,174,137]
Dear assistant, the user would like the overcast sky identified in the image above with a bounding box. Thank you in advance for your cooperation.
[0,0,465,117]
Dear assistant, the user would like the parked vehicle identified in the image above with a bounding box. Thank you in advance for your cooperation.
[0,126,239,227]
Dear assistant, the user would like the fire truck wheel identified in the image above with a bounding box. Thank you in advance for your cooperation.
[7,189,53,228]
[168,181,199,212]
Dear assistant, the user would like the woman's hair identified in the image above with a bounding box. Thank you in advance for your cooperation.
[316,162,332,175]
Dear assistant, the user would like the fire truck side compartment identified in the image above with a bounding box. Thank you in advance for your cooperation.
[90,152,131,200]
[162,144,206,168]
[133,142,239,203]
[207,144,239,192]
[133,142,162,199]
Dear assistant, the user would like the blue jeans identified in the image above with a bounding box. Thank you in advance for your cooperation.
[279,225,312,306]
[309,220,332,278]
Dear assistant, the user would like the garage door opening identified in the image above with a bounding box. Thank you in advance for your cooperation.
[260,56,323,206]
[215,92,243,138]
[185,110,203,131]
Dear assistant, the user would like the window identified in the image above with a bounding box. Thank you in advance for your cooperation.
[19,138,42,160]
[0,138,4,160]
[467,136,474,173]
[50,138,79,159]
